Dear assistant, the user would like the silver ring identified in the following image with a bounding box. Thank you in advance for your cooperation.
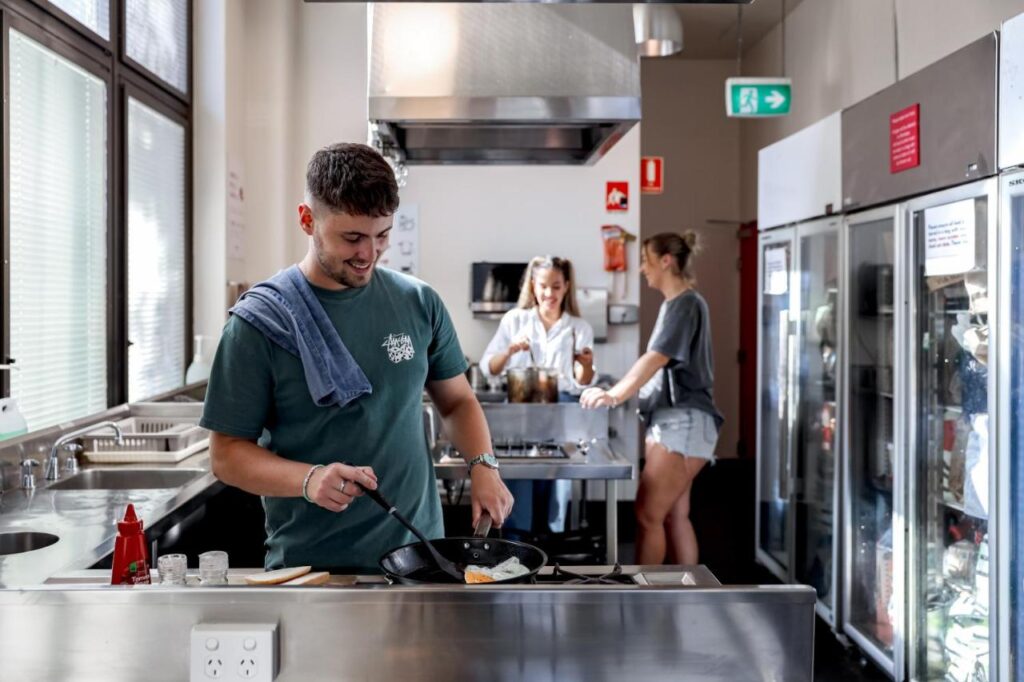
[339,480,348,495]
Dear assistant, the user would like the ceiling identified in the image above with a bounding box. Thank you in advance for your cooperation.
[669,0,806,60]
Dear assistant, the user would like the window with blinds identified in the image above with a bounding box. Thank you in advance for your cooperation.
[125,0,189,94]
[8,29,108,432]
[127,97,186,402]
[47,0,110,40]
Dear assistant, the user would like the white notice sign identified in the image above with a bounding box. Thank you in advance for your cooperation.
[764,246,789,295]
[924,199,976,276]
[378,203,419,276]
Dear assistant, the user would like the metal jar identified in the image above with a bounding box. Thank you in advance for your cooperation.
[506,367,560,403]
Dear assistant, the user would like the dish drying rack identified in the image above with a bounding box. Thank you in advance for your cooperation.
[81,402,208,463]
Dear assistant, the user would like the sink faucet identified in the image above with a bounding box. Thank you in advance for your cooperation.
[46,421,125,481]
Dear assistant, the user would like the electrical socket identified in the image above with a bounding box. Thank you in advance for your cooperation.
[190,623,278,682]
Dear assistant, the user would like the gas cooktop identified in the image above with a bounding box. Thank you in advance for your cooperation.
[492,439,568,459]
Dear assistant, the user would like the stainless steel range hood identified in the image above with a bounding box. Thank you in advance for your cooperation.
[368,4,641,165]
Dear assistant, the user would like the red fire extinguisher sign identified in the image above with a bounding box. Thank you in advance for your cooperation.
[641,157,663,194]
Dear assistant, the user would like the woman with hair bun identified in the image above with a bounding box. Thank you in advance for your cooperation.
[581,231,723,565]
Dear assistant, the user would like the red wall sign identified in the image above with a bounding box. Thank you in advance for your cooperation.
[641,157,664,194]
[606,181,629,212]
[890,103,920,173]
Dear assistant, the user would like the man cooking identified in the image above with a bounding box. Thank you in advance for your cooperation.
[200,143,514,572]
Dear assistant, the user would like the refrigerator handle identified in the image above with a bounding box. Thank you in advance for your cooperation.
[780,322,798,500]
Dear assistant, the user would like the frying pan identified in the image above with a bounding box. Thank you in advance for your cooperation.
[378,513,548,585]
[358,479,548,584]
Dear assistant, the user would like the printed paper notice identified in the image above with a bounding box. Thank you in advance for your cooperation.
[924,199,975,276]
[378,203,419,276]
[764,246,788,295]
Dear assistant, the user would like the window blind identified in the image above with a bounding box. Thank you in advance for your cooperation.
[9,29,108,431]
[48,0,110,40]
[125,0,189,94]
[127,97,186,402]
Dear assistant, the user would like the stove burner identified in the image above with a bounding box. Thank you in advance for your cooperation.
[548,563,632,585]
[494,439,568,459]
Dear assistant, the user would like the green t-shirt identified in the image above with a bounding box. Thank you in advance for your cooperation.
[199,267,468,571]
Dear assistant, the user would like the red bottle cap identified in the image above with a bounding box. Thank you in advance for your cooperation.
[117,503,144,534]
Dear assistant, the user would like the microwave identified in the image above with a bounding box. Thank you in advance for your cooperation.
[471,262,528,317]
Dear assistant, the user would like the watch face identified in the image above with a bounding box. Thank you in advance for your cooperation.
[481,454,499,469]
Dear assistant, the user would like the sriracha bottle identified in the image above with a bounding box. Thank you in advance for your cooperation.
[110,503,152,585]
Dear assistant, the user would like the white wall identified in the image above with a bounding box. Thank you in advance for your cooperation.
[405,134,641,378]
[740,0,1024,218]
[220,1,641,379]
[192,0,229,343]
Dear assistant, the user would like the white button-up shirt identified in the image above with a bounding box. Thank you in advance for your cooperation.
[479,308,597,394]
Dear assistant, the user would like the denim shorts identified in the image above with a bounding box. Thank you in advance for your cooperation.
[647,408,719,461]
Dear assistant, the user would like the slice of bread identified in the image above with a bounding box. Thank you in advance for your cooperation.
[244,566,312,585]
[282,571,330,586]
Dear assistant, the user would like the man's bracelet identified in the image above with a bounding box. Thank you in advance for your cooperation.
[301,464,325,503]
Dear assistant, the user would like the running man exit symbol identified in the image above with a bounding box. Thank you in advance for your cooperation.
[726,77,792,117]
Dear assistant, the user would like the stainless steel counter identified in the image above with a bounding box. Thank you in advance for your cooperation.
[434,403,635,564]
[0,453,221,588]
[0,566,816,682]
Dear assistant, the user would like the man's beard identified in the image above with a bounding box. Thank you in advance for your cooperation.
[313,232,375,288]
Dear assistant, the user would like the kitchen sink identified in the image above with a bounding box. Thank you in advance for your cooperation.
[0,531,59,556]
[47,468,205,491]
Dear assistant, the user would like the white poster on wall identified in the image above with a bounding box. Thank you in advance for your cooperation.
[380,203,419,276]
[924,199,975,276]
[227,156,245,261]
[763,246,788,295]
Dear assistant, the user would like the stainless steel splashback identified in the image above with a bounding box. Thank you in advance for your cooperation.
[369,4,640,165]
[480,403,609,442]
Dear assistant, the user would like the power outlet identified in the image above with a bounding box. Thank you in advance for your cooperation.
[190,623,278,682]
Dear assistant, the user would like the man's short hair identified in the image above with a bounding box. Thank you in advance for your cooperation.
[305,143,399,218]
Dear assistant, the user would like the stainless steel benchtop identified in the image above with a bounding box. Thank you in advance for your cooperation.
[0,452,221,588]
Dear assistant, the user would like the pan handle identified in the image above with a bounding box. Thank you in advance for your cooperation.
[474,512,493,538]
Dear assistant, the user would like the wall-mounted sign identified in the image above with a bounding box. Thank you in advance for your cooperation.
[890,104,920,173]
[641,157,664,194]
[378,203,419,275]
[924,198,975,276]
[725,77,792,117]
[763,246,789,295]
[606,181,629,212]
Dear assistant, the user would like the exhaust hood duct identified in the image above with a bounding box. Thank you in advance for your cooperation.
[369,4,640,165]
[633,5,684,58]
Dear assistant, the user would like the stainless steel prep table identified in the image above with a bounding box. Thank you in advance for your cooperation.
[431,403,635,564]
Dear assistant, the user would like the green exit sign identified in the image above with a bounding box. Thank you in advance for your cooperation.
[725,78,792,117]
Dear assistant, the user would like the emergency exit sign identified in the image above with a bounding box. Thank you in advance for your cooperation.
[725,78,792,118]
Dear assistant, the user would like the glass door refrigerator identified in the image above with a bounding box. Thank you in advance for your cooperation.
[757,227,797,582]
[904,178,997,682]
[842,205,904,679]
[998,169,1022,682]
[793,217,842,624]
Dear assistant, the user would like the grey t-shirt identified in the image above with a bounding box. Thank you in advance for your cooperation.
[647,290,724,427]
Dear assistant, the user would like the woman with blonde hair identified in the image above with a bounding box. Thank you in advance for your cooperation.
[582,231,722,564]
[480,255,597,534]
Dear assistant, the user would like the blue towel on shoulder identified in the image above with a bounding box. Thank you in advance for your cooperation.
[229,265,372,408]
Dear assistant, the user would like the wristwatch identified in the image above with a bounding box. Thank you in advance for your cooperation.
[467,453,500,471]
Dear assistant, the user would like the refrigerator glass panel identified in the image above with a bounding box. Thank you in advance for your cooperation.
[1011,188,1024,682]
[846,217,896,655]
[912,196,990,681]
[795,228,838,611]
[759,239,793,571]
